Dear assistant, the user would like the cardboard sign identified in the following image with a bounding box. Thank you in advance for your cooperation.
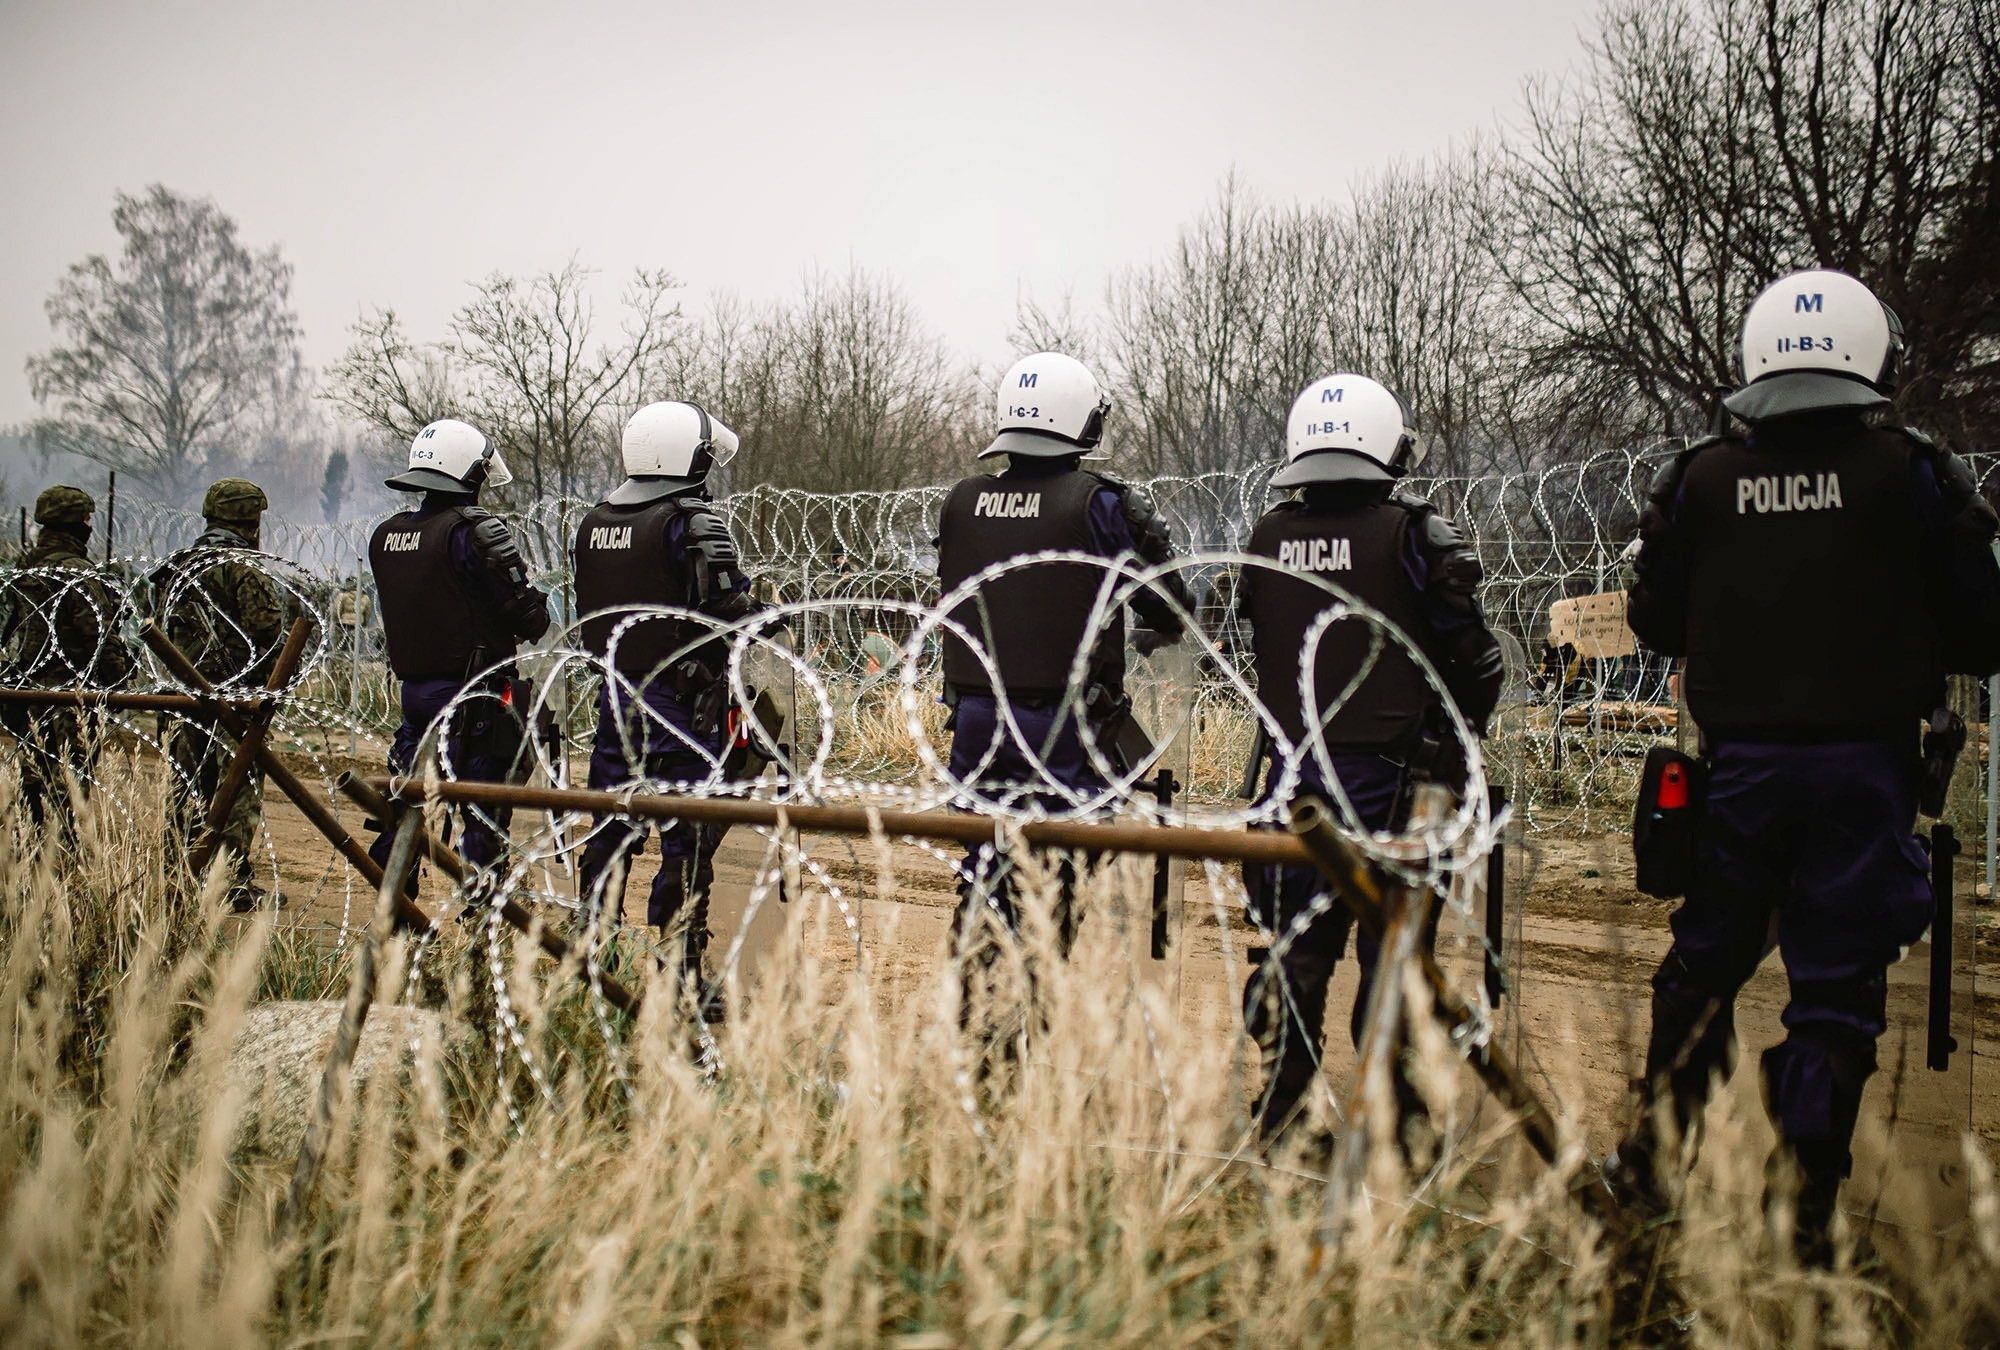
[1547,591,1637,659]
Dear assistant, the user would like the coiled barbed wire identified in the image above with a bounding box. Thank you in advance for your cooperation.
[7,444,1986,1140]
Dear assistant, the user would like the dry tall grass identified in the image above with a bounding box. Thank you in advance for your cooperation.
[0,764,1996,1346]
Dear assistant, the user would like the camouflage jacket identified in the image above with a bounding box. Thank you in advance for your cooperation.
[154,525,291,684]
[1,530,135,687]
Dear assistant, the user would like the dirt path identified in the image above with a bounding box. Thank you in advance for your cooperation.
[244,776,1997,1236]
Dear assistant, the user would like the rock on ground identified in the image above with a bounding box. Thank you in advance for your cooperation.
[227,999,451,1156]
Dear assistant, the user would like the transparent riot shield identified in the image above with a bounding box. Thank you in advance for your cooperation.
[1112,624,1198,1003]
[700,620,800,994]
[1426,629,1536,1165]
[1843,671,1980,1240]
[1476,630,1538,1068]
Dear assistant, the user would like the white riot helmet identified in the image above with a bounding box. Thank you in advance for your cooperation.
[980,351,1111,459]
[1724,268,1904,423]
[1271,374,1424,489]
[607,400,740,506]
[386,418,513,494]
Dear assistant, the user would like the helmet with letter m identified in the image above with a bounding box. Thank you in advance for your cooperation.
[1724,268,1904,423]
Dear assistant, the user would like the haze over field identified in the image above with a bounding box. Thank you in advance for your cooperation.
[0,0,1594,426]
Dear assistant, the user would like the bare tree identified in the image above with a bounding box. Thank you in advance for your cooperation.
[1498,0,1997,446]
[1094,167,1522,481]
[1103,175,1295,480]
[327,261,685,501]
[26,185,304,502]
[675,268,980,494]
[321,308,462,473]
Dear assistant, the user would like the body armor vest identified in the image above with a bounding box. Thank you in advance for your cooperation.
[573,497,696,679]
[1244,497,1435,751]
[369,506,517,679]
[936,466,1123,698]
[1679,426,1936,739]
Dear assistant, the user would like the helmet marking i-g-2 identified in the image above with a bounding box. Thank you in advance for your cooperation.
[980,352,1112,459]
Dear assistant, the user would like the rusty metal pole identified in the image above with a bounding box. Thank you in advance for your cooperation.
[0,688,214,713]
[189,616,314,877]
[279,809,422,1235]
[364,776,1325,871]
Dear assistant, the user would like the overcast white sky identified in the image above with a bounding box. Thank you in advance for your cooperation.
[0,0,1598,427]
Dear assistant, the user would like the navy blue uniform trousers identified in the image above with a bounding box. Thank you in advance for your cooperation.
[369,676,518,875]
[577,683,719,928]
[1644,739,1933,1180]
[1243,751,1412,1140]
[945,693,1106,954]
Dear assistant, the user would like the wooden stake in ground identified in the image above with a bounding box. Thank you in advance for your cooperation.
[279,810,423,1235]
[189,615,314,877]
[137,621,648,1020]
[1316,784,1454,1249]
[139,622,425,926]
[335,773,643,1020]
[1286,796,1606,1218]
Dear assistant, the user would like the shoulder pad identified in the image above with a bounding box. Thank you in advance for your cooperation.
[1085,468,1129,490]
[1893,425,1979,485]
[682,505,740,556]
[455,503,493,522]
[1387,487,1435,515]
[465,512,512,547]
[1644,436,1726,500]
[1420,511,1468,552]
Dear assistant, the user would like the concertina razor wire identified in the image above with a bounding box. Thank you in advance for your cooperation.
[0,440,1988,1136]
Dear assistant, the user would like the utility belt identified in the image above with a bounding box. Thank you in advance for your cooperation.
[1630,706,1963,899]
[942,682,1069,713]
[449,664,534,786]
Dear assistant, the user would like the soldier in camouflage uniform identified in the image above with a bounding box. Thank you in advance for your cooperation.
[156,478,291,912]
[0,485,134,832]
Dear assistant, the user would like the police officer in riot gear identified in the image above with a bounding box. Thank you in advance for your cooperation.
[572,400,757,1012]
[935,351,1192,966]
[367,420,551,880]
[1612,270,2000,1261]
[1237,374,1503,1149]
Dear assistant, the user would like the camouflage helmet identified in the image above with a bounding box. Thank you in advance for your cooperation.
[32,484,96,528]
[202,477,269,524]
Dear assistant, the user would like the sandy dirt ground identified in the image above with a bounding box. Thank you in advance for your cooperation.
[242,767,1999,1244]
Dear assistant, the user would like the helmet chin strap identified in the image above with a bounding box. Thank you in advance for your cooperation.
[1075,395,1113,449]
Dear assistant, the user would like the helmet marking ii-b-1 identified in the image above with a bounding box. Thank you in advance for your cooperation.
[1271,373,1424,489]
